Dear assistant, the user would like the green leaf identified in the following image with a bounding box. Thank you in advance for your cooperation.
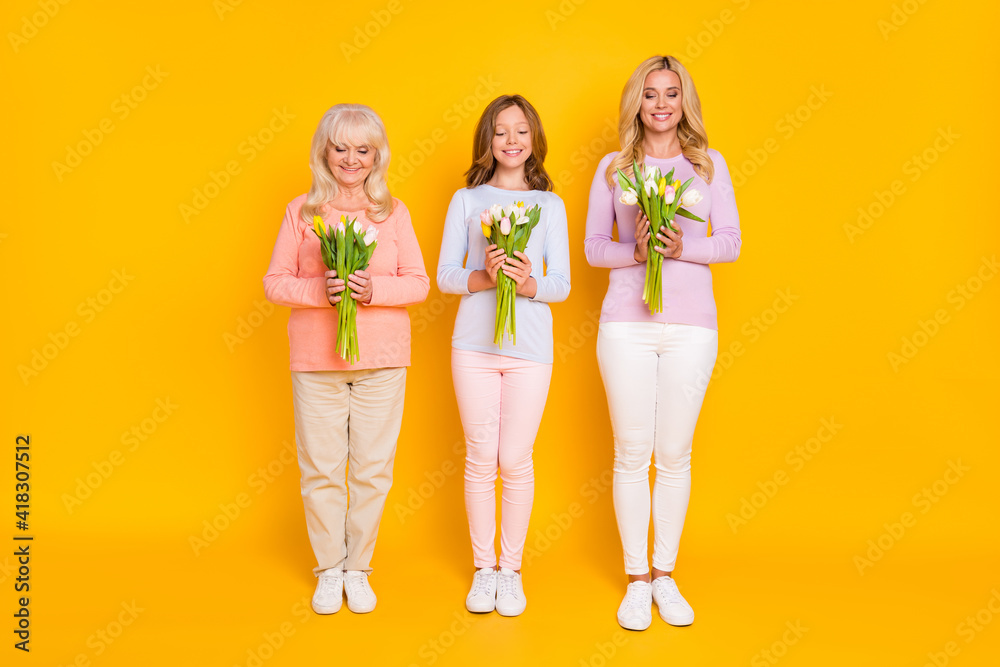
[616,169,634,193]
[676,176,695,198]
[674,207,705,222]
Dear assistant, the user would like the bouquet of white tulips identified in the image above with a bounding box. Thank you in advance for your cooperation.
[479,201,542,347]
[617,160,705,314]
[312,214,378,365]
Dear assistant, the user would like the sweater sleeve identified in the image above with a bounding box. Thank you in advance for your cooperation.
[584,153,641,269]
[263,203,330,309]
[436,190,474,295]
[530,195,571,303]
[368,201,430,307]
[678,150,742,264]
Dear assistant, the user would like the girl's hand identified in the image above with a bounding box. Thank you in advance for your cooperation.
[484,244,506,286]
[633,210,650,263]
[503,251,536,296]
[325,270,345,305]
[654,222,684,259]
[347,269,373,305]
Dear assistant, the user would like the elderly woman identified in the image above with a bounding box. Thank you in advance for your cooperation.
[264,104,429,615]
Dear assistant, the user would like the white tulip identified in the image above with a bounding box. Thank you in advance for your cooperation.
[352,218,362,234]
[500,217,512,235]
[619,188,638,206]
[363,226,378,246]
[489,204,504,220]
[681,189,703,207]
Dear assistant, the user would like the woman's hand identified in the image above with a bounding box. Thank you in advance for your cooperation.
[325,270,345,305]
[503,251,536,297]
[484,244,506,287]
[654,222,684,259]
[633,210,650,263]
[347,269,373,305]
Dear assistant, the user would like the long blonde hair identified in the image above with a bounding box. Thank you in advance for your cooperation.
[605,55,714,189]
[465,95,553,192]
[302,104,393,224]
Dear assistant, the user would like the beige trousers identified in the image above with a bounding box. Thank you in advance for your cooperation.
[290,367,407,576]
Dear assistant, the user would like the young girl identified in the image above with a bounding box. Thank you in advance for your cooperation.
[436,95,570,616]
[584,56,741,631]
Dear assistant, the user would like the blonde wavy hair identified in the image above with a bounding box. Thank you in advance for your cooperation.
[301,104,393,224]
[605,55,714,189]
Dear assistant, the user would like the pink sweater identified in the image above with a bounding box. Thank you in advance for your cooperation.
[263,194,429,371]
[584,150,741,329]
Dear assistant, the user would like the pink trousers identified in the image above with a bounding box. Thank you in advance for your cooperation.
[451,348,553,570]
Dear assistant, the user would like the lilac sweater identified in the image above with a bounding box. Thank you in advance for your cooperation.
[584,150,741,329]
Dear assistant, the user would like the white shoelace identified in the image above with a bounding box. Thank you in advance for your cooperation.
[497,572,517,599]
[622,582,650,610]
[317,573,341,596]
[654,578,684,604]
[345,574,370,599]
[471,569,495,597]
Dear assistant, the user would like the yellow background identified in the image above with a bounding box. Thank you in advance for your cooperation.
[4,0,999,664]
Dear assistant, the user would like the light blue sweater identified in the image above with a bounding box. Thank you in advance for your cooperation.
[436,184,571,363]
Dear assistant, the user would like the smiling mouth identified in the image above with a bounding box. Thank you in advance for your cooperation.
[652,113,672,121]
[502,149,524,157]
[341,166,361,172]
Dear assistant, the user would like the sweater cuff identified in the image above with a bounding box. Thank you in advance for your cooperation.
[367,275,384,306]
[602,240,640,268]
[679,237,712,264]
[454,268,474,295]
[312,276,333,308]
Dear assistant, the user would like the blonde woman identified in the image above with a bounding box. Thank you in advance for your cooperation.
[264,104,429,615]
[584,56,741,630]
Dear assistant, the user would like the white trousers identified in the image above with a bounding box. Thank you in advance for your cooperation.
[596,322,718,574]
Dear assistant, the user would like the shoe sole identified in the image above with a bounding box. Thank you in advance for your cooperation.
[617,614,651,631]
[656,606,694,626]
[495,605,525,617]
[466,600,496,613]
[346,601,376,614]
[312,601,342,614]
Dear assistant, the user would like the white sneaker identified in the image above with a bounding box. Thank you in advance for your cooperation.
[344,570,377,613]
[495,568,526,617]
[311,569,343,614]
[652,576,694,626]
[617,581,652,631]
[466,568,498,613]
